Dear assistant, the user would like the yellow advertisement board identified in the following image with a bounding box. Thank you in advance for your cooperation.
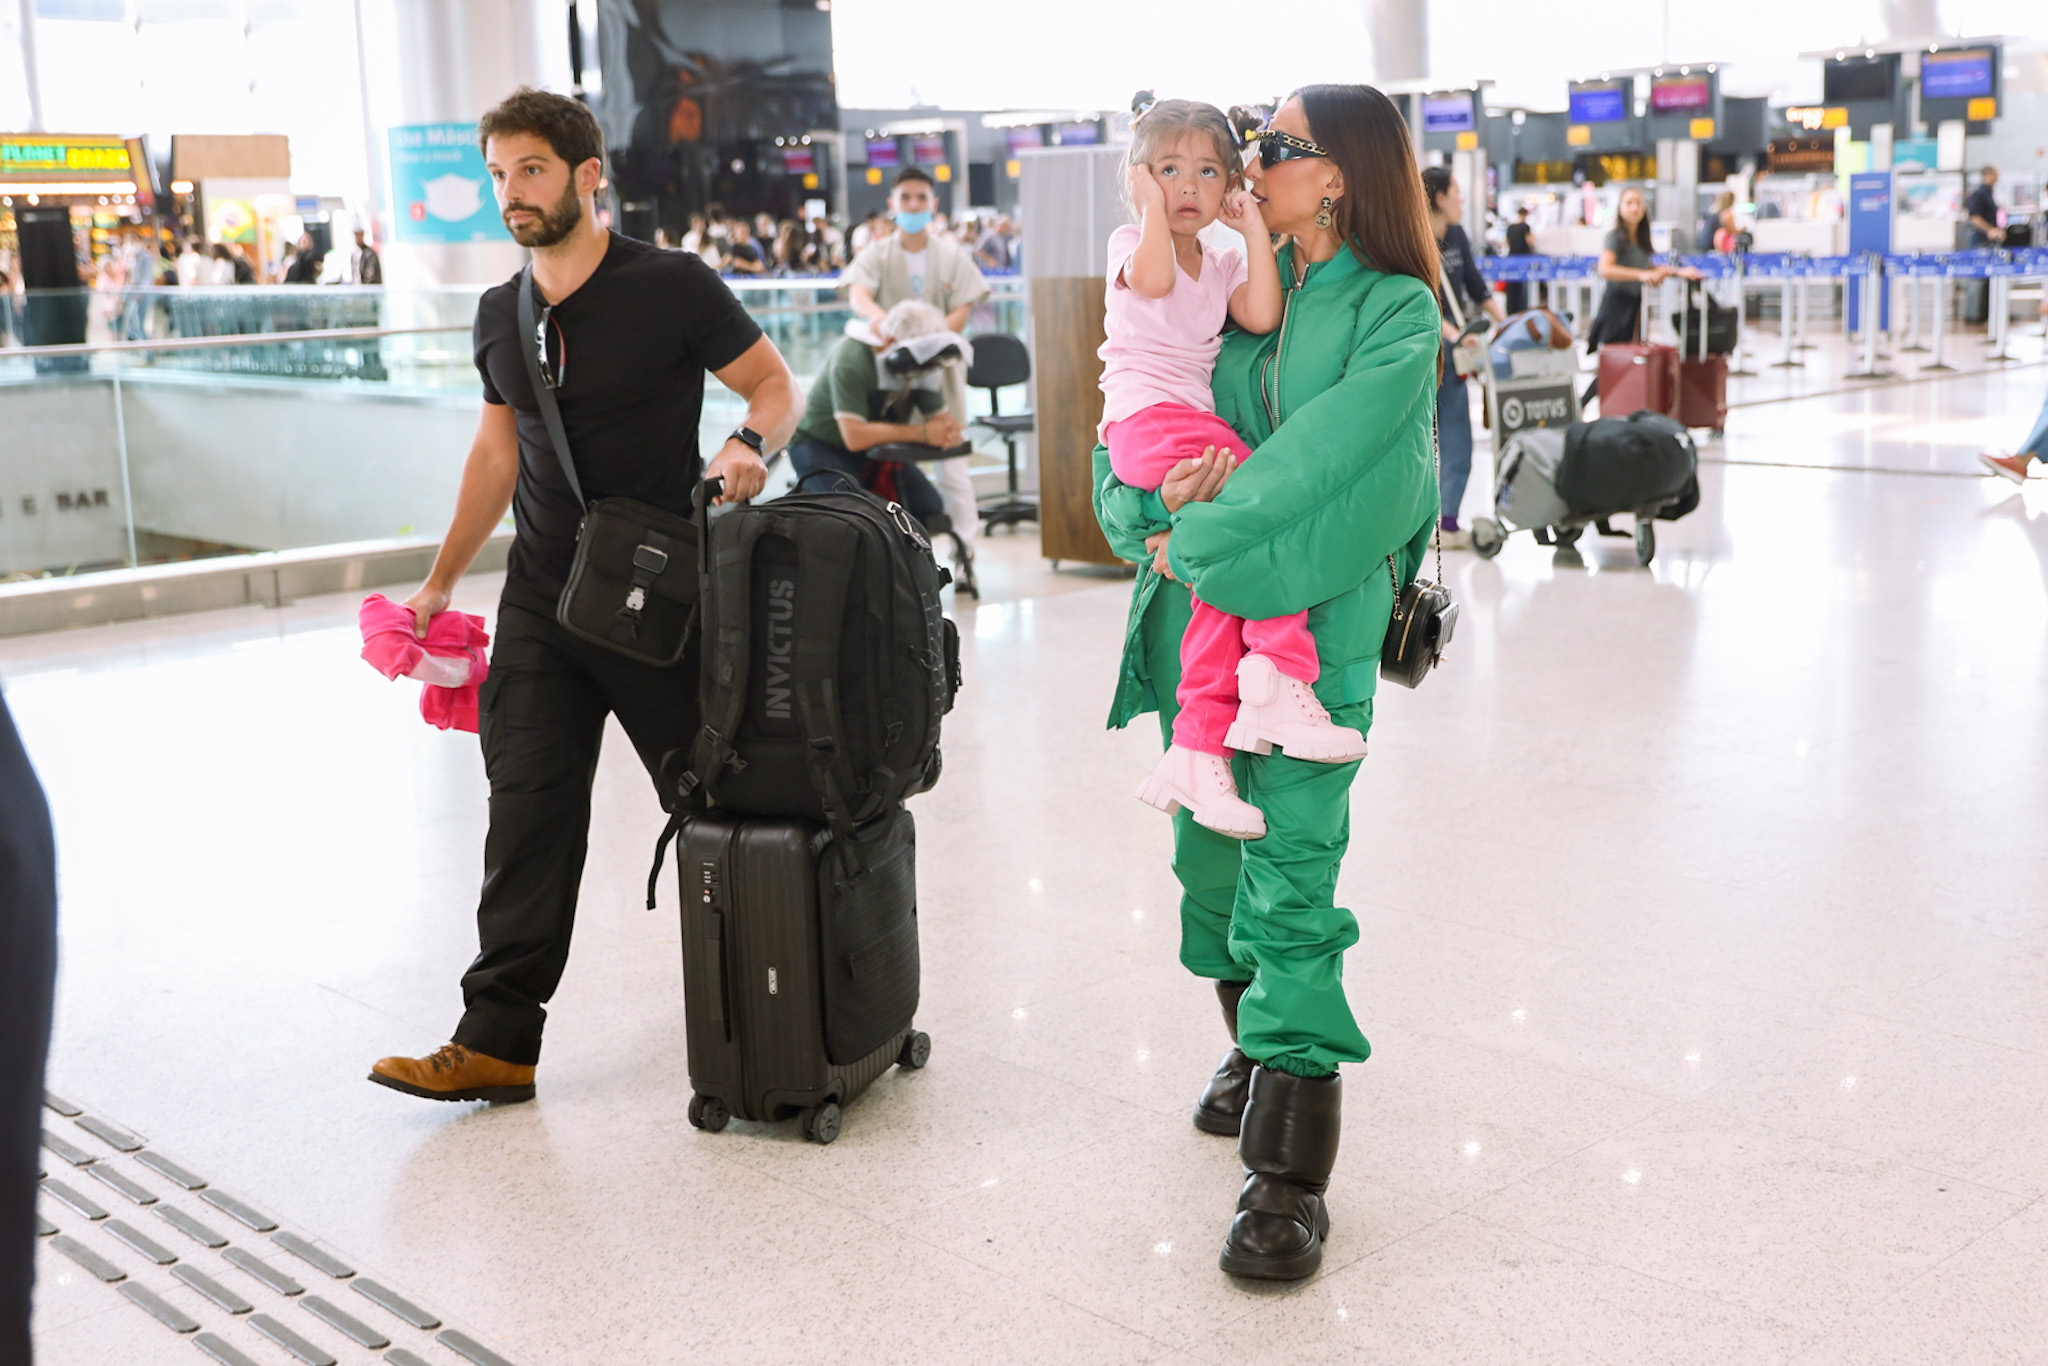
[0,134,133,183]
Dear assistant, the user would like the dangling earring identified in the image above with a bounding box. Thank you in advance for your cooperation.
[1314,196,1335,230]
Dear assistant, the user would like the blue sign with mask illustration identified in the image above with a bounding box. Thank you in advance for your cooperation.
[389,123,511,244]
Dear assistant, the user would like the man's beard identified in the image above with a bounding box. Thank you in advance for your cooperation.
[504,179,583,248]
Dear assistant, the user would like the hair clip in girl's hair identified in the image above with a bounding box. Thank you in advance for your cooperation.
[1131,90,1158,122]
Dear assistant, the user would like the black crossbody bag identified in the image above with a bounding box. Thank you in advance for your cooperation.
[516,266,700,665]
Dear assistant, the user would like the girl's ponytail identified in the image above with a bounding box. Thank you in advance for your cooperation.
[1131,90,1158,123]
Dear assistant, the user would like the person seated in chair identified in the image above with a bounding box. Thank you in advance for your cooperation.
[788,300,964,531]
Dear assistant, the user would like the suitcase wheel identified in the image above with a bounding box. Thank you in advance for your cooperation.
[688,1093,730,1133]
[1552,525,1583,550]
[1634,521,1656,568]
[800,1101,842,1145]
[898,1030,932,1070]
[1469,518,1504,560]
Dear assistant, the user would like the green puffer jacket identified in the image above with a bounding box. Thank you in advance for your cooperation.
[1094,242,1442,730]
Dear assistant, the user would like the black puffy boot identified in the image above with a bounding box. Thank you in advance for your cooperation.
[1218,1065,1341,1281]
[1193,979,1255,1136]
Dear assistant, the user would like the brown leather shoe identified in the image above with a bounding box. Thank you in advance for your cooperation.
[368,1043,535,1103]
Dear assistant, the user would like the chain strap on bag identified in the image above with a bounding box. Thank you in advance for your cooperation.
[1380,397,1461,689]
[517,266,701,665]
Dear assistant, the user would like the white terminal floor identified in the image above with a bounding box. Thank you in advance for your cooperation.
[12,331,2048,1366]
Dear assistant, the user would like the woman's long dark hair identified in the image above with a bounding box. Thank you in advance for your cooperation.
[1293,84,1440,299]
[1614,187,1653,254]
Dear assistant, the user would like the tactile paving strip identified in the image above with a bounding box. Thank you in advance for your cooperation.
[200,1188,277,1232]
[48,1234,124,1282]
[40,1179,108,1222]
[193,1332,264,1366]
[103,1218,179,1265]
[118,1281,199,1333]
[350,1278,440,1330]
[301,1295,390,1350]
[272,1230,353,1279]
[134,1150,208,1190]
[39,1128,95,1166]
[221,1247,303,1298]
[85,1163,157,1205]
[75,1115,143,1152]
[172,1264,254,1315]
[439,1328,520,1366]
[249,1311,338,1366]
[155,1204,228,1248]
[39,1090,530,1364]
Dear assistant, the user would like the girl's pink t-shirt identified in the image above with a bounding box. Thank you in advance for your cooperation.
[1096,223,1248,438]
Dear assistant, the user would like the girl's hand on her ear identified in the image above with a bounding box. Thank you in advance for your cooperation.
[1128,163,1166,217]
[1219,190,1266,237]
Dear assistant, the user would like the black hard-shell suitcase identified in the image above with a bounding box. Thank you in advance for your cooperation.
[675,806,928,1144]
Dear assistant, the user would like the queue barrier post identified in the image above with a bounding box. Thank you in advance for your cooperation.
[1924,257,1956,373]
[1899,254,1929,352]
[1847,256,1892,380]
[1728,256,1756,376]
[1770,258,1802,369]
[1986,254,2016,363]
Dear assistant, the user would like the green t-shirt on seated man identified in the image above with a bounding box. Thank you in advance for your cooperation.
[793,335,947,449]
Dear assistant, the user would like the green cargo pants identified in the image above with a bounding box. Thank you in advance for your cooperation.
[1139,577,1373,1078]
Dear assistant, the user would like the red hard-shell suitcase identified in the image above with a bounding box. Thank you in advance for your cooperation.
[1673,282,1728,432]
[1677,355,1728,431]
[675,807,927,1144]
[1597,343,1680,417]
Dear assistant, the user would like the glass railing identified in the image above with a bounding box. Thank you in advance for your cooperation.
[0,278,1030,584]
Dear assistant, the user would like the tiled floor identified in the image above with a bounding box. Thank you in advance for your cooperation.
[11,333,2048,1365]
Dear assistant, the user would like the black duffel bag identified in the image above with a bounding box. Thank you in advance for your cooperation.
[1556,412,1698,519]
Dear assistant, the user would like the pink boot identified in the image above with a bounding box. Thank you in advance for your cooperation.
[1224,654,1368,763]
[1137,745,1267,840]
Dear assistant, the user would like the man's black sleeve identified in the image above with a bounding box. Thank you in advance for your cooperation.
[0,694,56,1364]
[473,290,506,405]
[675,255,765,372]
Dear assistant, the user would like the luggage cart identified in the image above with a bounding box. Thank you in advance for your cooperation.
[1463,315,1670,565]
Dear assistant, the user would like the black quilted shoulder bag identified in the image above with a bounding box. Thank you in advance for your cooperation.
[517,266,699,665]
[1380,409,1460,688]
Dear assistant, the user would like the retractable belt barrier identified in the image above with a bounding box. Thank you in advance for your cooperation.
[1476,247,2045,374]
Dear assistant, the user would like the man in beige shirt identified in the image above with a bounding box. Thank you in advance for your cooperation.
[843,167,990,548]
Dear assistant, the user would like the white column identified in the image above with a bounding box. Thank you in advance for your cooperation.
[367,0,570,289]
[16,0,43,132]
[1366,0,1427,83]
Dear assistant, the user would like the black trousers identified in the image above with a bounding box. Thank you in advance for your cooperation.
[453,601,700,1065]
[0,695,57,1363]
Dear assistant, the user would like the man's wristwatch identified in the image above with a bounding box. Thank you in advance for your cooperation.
[728,426,767,457]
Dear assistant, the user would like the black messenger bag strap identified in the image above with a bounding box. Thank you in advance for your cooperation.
[515,266,587,512]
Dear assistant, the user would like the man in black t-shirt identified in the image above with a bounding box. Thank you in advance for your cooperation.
[1965,167,2002,323]
[369,88,801,1104]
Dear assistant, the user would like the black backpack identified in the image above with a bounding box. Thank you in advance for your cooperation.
[665,474,960,871]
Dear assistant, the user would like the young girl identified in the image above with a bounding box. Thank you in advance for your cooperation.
[1101,93,1369,842]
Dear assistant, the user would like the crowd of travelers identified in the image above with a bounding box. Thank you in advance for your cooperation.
[657,205,1020,279]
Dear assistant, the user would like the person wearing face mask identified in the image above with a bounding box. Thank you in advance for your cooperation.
[842,167,991,553]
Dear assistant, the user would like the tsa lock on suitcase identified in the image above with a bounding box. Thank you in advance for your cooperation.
[676,807,929,1145]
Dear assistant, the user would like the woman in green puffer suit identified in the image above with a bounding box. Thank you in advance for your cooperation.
[1092,85,1443,1281]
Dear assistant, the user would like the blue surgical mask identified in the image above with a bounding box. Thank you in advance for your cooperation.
[895,209,933,235]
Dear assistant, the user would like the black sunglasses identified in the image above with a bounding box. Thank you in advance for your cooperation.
[1245,128,1329,169]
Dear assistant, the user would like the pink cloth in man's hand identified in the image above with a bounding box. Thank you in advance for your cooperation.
[358,594,492,733]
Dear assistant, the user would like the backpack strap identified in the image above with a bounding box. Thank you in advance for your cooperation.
[680,512,767,807]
